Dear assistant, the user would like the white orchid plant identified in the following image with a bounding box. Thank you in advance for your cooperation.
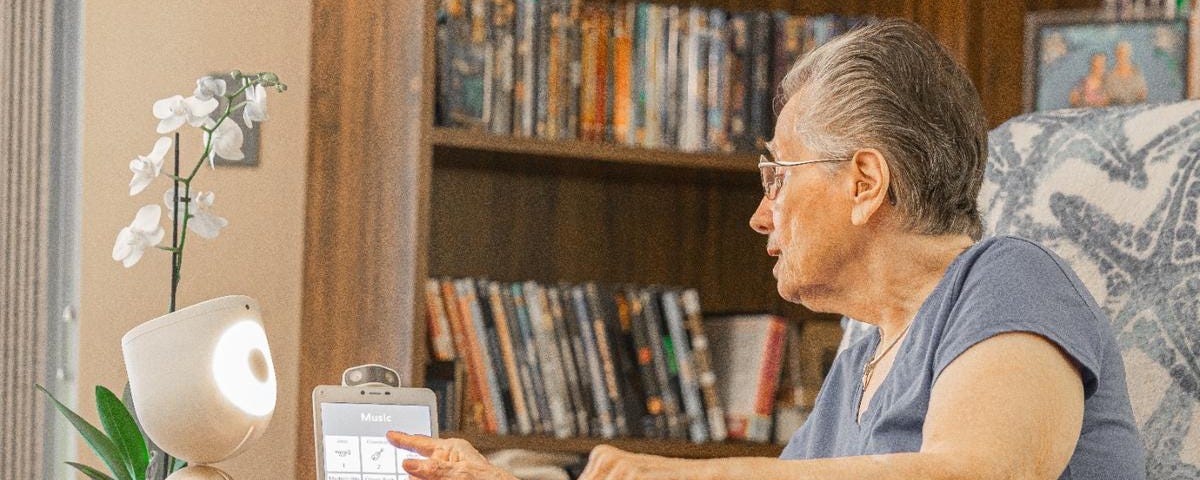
[112,70,286,312]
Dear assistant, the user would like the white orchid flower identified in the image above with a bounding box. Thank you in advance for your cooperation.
[194,76,228,102]
[202,119,245,167]
[127,137,173,196]
[112,205,165,268]
[164,189,229,239]
[153,94,219,134]
[242,84,268,128]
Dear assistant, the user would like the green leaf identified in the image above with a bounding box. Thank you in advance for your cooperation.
[36,385,134,480]
[96,385,148,480]
[66,462,117,480]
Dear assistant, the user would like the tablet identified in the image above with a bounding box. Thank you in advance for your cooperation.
[312,386,439,480]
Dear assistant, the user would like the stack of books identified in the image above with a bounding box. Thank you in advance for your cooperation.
[436,1,869,153]
[425,278,793,444]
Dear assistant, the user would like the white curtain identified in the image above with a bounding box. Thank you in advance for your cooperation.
[1,0,80,478]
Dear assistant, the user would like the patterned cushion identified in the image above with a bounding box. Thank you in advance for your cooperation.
[983,101,1200,478]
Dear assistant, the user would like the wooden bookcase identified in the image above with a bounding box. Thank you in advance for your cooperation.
[298,0,1099,477]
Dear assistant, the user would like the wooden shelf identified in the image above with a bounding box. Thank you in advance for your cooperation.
[443,431,785,459]
[431,127,759,173]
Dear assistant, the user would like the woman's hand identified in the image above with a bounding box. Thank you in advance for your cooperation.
[578,445,696,480]
[385,432,518,480]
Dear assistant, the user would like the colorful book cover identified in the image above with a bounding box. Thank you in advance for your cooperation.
[608,287,648,438]
[704,314,788,443]
[486,282,532,435]
[706,9,731,153]
[661,289,710,443]
[534,0,554,138]
[579,5,600,142]
[562,0,583,140]
[571,285,616,438]
[611,5,634,145]
[680,288,727,442]
[476,280,515,433]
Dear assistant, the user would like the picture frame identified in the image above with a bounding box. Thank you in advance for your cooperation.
[1024,9,1197,112]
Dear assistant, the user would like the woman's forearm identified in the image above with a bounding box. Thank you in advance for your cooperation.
[690,452,998,480]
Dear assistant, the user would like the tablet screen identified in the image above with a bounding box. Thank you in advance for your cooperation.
[319,402,432,480]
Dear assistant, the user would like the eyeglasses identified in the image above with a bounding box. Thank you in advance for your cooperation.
[758,154,848,200]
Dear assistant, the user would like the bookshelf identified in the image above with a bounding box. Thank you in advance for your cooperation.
[298,0,1101,478]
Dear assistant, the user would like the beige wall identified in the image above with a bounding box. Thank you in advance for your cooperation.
[79,1,310,478]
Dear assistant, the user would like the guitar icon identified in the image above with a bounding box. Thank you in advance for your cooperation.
[370,448,384,462]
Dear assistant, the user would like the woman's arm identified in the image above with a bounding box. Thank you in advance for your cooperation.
[580,332,1085,480]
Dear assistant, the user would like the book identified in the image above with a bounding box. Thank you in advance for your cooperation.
[571,285,616,438]
[608,288,648,438]
[638,288,685,438]
[512,0,537,137]
[438,279,484,431]
[705,9,731,153]
[623,287,665,437]
[680,288,727,442]
[510,282,552,434]
[488,0,516,136]
[585,282,629,437]
[458,279,508,434]
[436,0,489,129]
[748,11,773,151]
[485,281,532,434]
[547,286,590,437]
[678,7,708,152]
[424,279,457,362]
[557,284,596,436]
[727,13,754,152]
[611,4,635,144]
[661,5,680,148]
[704,314,788,443]
[661,289,709,443]
[525,281,575,438]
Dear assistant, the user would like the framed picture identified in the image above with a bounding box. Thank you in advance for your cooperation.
[1024,10,1195,112]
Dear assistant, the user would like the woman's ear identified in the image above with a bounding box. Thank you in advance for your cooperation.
[849,148,891,226]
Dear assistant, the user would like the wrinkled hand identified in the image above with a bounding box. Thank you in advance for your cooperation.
[578,445,691,480]
[385,432,517,480]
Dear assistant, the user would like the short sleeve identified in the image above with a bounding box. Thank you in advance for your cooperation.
[932,237,1106,397]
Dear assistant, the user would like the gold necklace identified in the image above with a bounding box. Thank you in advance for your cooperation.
[861,321,913,393]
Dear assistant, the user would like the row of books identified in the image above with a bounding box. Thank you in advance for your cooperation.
[436,0,869,153]
[424,278,792,444]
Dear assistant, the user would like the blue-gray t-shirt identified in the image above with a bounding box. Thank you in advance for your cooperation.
[780,236,1145,479]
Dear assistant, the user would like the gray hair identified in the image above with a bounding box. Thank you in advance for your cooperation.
[778,19,987,240]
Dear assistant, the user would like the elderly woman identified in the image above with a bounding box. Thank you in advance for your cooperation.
[388,19,1145,480]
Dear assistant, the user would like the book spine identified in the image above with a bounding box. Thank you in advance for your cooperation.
[572,285,616,438]
[748,317,788,443]
[501,284,540,434]
[611,5,634,144]
[486,282,532,434]
[476,280,514,433]
[535,0,553,138]
[547,286,587,438]
[439,279,483,431]
[639,289,684,438]
[512,0,536,137]
[478,0,494,129]
[661,290,709,443]
[579,6,599,142]
[586,283,629,437]
[748,11,773,150]
[564,1,582,140]
[558,284,595,436]
[643,5,662,148]
[661,6,680,148]
[459,279,507,434]
[489,0,515,136]
[678,7,705,152]
[625,287,665,437]
[681,289,726,442]
[706,9,730,153]
[424,279,457,361]
[728,13,753,152]
[630,4,648,146]
[525,282,575,438]
[511,282,551,434]
[611,289,648,438]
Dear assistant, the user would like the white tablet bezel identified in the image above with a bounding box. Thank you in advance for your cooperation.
[311,385,439,479]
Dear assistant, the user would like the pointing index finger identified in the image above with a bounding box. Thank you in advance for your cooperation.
[386,431,437,456]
